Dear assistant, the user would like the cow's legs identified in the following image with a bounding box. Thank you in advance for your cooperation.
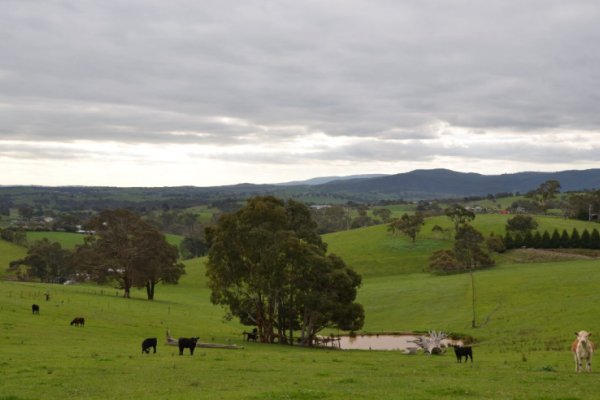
[586,356,592,372]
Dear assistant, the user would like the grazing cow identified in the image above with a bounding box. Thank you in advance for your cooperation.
[572,330,594,372]
[243,328,258,342]
[70,317,85,327]
[178,337,199,355]
[31,304,40,314]
[142,337,157,354]
[453,345,473,363]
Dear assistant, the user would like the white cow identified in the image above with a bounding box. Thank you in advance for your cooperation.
[572,330,594,372]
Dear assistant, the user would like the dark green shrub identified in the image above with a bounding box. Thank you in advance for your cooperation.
[550,229,561,248]
[560,230,570,248]
[540,230,551,249]
[580,229,591,249]
[591,229,600,249]
[570,228,581,248]
[486,234,506,253]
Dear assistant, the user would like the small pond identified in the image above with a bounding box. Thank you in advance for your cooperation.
[336,334,461,352]
[338,334,419,351]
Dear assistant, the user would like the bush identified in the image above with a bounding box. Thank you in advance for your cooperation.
[591,229,600,249]
[428,250,460,274]
[506,215,538,235]
[550,229,561,248]
[540,230,551,249]
[531,231,542,248]
[0,228,27,246]
[580,229,591,249]
[570,228,581,248]
[560,230,570,248]
[503,232,513,249]
[486,234,505,253]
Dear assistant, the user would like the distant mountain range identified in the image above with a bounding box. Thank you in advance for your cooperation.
[3,169,600,210]
[308,168,600,200]
[277,174,388,186]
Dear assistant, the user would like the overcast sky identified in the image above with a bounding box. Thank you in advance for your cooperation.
[2,0,600,186]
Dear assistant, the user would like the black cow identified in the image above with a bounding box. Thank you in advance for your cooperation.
[243,328,258,342]
[70,317,85,327]
[142,337,157,354]
[32,304,40,314]
[453,345,473,363]
[178,337,199,355]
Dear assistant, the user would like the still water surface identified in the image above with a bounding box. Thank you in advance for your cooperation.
[338,334,419,351]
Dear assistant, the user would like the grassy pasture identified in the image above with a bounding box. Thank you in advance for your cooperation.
[26,232,86,249]
[184,205,221,223]
[2,253,600,398]
[371,203,416,219]
[3,215,600,399]
[0,239,26,280]
[24,231,184,249]
[325,214,600,277]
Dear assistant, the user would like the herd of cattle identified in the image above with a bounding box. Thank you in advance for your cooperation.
[30,303,201,356]
[29,303,595,369]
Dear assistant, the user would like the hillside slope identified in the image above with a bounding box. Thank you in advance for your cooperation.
[0,239,26,279]
[3,244,600,398]
[323,214,600,277]
[316,168,600,199]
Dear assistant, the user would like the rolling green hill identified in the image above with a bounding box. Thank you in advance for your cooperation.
[0,239,26,279]
[26,231,86,249]
[24,231,184,249]
[3,252,600,399]
[324,214,600,278]
[3,215,600,399]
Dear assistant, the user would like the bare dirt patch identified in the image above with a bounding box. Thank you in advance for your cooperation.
[500,248,600,264]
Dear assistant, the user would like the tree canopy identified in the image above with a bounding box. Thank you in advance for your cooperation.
[454,224,495,271]
[388,212,424,242]
[505,215,538,235]
[74,209,185,299]
[527,180,561,213]
[445,204,475,232]
[205,196,364,345]
[9,238,73,282]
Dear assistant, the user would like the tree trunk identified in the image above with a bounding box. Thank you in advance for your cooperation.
[301,311,316,347]
[470,269,476,328]
[276,298,287,345]
[300,311,310,346]
[123,275,131,298]
[256,296,267,343]
[266,298,275,343]
[146,281,155,300]
[288,292,294,346]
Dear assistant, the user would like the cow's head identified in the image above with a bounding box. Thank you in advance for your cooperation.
[575,330,592,344]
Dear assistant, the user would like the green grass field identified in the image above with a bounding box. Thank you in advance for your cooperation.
[3,215,600,399]
[325,213,600,278]
[26,231,86,249]
[0,239,26,280]
[24,231,183,249]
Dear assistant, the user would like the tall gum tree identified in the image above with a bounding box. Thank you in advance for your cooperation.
[206,196,364,345]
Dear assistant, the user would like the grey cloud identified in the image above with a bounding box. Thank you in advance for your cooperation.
[2,0,600,167]
[209,136,600,166]
[0,142,102,161]
[316,139,600,165]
